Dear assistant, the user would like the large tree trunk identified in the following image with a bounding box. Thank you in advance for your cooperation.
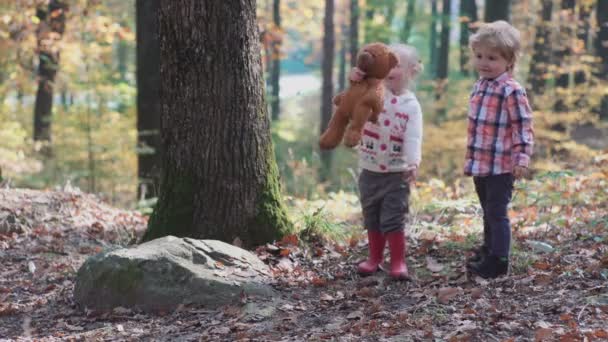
[320,0,335,182]
[553,0,575,113]
[270,0,281,121]
[400,0,416,43]
[597,0,608,120]
[349,0,359,67]
[144,0,292,247]
[484,0,511,22]
[136,0,161,200]
[527,0,552,102]
[459,0,477,76]
[429,0,439,77]
[435,0,451,122]
[33,0,68,145]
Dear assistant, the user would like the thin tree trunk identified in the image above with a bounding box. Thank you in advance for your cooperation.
[484,0,511,22]
[270,0,281,121]
[597,0,608,120]
[527,0,552,101]
[33,0,68,147]
[320,0,335,182]
[144,0,292,246]
[553,0,575,113]
[401,0,416,43]
[459,0,477,75]
[430,0,438,77]
[349,0,359,67]
[338,23,347,92]
[136,0,161,200]
[436,0,451,122]
[573,2,592,108]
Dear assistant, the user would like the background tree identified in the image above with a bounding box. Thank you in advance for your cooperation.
[33,0,68,146]
[435,0,451,122]
[270,0,282,121]
[429,0,439,77]
[400,0,416,43]
[553,0,575,113]
[144,0,292,246]
[596,0,608,120]
[136,0,161,199]
[349,0,359,67]
[319,0,335,182]
[484,0,511,22]
[338,20,348,92]
[459,0,477,76]
[527,0,553,101]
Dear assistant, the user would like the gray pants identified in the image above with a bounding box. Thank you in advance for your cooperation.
[358,169,410,233]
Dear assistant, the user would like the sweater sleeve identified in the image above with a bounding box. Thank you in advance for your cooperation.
[403,100,423,168]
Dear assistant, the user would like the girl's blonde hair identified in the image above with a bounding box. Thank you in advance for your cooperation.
[469,20,521,71]
[389,43,423,89]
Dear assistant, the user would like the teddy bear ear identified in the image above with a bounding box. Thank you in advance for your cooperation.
[389,52,399,69]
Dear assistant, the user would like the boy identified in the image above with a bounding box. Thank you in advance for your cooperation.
[465,21,534,278]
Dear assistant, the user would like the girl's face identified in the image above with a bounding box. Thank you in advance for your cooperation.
[384,61,408,94]
[472,45,511,79]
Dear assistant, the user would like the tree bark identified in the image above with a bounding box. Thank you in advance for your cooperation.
[349,0,359,67]
[436,0,451,122]
[33,0,68,146]
[429,0,439,77]
[573,2,592,108]
[320,0,335,182]
[459,0,477,75]
[527,0,552,100]
[484,0,511,22]
[143,0,292,247]
[553,0,575,113]
[338,22,347,92]
[400,0,416,43]
[270,0,281,121]
[597,0,608,120]
[136,0,162,200]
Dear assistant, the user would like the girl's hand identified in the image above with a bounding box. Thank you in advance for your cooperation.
[513,165,528,179]
[403,167,417,183]
[350,67,366,82]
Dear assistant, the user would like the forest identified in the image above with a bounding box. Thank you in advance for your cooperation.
[0,0,607,340]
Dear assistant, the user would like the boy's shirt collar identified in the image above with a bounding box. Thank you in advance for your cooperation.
[479,71,510,84]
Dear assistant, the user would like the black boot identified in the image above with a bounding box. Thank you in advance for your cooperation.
[468,245,489,264]
[469,255,508,279]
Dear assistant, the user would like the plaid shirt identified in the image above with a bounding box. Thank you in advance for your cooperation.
[464,72,534,176]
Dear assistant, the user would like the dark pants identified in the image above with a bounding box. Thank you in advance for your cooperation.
[359,169,410,233]
[473,173,514,257]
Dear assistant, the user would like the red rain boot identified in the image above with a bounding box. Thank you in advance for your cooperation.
[386,230,409,280]
[357,230,386,275]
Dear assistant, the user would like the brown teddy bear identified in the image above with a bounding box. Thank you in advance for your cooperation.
[319,43,398,149]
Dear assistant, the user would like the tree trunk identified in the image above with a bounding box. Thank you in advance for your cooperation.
[527,0,552,101]
[270,0,281,121]
[436,0,451,122]
[553,0,575,113]
[484,0,511,22]
[136,0,161,200]
[597,0,608,120]
[429,0,439,77]
[33,0,68,145]
[338,23,347,92]
[320,0,335,182]
[143,0,292,247]
[349,0,359,67]
[459,0,477,75]
[400,0,416,43]
[573,2,592,108]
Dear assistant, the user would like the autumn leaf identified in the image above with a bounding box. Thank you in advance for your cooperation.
[437,287,461,304]
[534,328,553,341]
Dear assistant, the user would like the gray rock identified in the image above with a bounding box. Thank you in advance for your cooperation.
[74,236,276,312]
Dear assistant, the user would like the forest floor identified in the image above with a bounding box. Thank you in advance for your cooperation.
[1,161,607,341]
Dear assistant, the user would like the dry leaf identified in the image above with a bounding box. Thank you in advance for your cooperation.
[534,328,553,341]
[437,287,461,304]
[426,256,444,273]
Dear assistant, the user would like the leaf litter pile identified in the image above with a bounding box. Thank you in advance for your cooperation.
[1,163,607,341]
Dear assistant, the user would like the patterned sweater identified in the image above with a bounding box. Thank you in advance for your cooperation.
[358,90,423,173]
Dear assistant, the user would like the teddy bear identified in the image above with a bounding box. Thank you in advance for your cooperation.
[319,42,398,149]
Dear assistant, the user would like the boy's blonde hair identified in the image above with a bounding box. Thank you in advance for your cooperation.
[469,20,521,71]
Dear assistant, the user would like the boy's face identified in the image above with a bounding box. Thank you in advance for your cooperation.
[472,45,510,80]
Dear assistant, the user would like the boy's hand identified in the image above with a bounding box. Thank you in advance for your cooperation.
[403,167,417,183]
[513,165,528,179]
[350,67,366,82]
